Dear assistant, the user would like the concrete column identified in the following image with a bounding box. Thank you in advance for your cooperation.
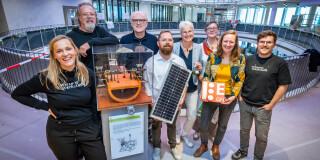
[0,0,9,33]
[263,6,270,25]
[268,3,278,26]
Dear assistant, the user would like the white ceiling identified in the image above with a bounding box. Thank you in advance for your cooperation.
[140,0,302,5]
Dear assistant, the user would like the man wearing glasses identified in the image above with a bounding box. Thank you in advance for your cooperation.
[67,2,119,70]
[120,11,159,145]
[232,30,291,160]
[120,11,159,54]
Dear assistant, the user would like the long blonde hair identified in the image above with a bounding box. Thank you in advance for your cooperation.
[41,35,89,90]
[216,30,241,62]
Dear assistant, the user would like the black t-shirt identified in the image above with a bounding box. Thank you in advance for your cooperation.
[241,54,291,107]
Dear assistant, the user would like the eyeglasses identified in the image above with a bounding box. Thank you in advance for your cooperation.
[206,27,218,31]
[81,13,95,17]
[182,30,193,35]
[259,41,274,45]
[132,19,146,24]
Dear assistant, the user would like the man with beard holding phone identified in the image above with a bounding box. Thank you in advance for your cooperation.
[143,31,187,160]
[67,2,119,70]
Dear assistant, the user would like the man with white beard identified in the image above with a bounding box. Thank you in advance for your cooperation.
[67,2,118,69]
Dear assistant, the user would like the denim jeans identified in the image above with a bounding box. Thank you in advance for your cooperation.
[152,113,179,148]
[239,101,272,160]
[176,90,198,136]
[200,96,236,146]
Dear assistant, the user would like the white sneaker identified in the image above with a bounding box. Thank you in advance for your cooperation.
[176,135,181,144]
[152,147,160,160]
[181,135,194,148]
[170,146,182,160]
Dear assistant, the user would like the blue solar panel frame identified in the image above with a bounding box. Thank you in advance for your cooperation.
[150,62,191,124]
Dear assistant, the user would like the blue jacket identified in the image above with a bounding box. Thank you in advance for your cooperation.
[120,31,159,54]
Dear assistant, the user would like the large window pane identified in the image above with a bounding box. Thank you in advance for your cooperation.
[121,0,126,21]
[254,7,264,25]
[312,6,320,30]
[274,7,284,26]
[267,9,271,25]
[113,0,118,22]
[239,8,247,23]
[246,8,255,23]
[300,6,311,25]
[284,7,296,26]
[107,0,112,21]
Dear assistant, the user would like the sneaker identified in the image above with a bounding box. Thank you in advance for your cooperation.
[181,135,194,148]
[176,135,181,144]
[152,147,160,160]
[193,132,200,140]
[232,149,248,160]
[170,146,182,160]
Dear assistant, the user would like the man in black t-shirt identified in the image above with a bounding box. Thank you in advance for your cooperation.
[232,30,291,160]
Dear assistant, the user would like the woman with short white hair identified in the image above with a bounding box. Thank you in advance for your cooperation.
[173,21,204,148]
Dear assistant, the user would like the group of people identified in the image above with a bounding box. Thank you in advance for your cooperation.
[10,2,292,160]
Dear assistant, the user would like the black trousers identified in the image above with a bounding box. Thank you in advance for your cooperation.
[46,120,107,160]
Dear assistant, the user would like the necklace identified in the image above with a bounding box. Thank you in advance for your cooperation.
[181,42,193,52]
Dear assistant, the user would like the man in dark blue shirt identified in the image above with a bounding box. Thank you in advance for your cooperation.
[120,11,158,145]
[120,11,158,54]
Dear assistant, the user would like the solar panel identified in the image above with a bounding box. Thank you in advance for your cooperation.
[150,62,191,124]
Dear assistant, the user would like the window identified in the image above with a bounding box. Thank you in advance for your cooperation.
[274,7,284,26]
[254,7,265,25]
[267,9,271,25]
[312,6,320,30]
[284,7,296,26]
[238,7,247,23]
[246,8,255,23]
[300,6,311,26]
[113,0,118,22]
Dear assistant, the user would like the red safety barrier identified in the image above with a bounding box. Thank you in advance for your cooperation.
[0,52,47,74]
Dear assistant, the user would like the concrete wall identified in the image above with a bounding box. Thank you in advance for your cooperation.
[2,0,91,30]
[0,0,9,33]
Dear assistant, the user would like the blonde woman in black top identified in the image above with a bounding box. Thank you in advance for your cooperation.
[11,35,107,160]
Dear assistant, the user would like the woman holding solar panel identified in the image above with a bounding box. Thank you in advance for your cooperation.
[172,21,205,149]
[194,30,246,160]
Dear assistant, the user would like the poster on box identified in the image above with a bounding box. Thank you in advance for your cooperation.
[201,81,225,103]
[109,112,144,159]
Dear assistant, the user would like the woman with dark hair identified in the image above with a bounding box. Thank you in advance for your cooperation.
[193,21,220,141]
[11,35,107,160]
[194,30,245,160]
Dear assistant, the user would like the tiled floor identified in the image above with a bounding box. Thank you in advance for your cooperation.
[1,82,320,160]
